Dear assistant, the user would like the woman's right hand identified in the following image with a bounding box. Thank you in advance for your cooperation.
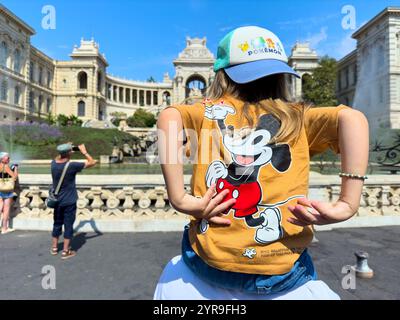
[178,184,235,226]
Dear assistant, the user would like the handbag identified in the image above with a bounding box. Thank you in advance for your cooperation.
[45,161,70,208]
[0,165,15,192]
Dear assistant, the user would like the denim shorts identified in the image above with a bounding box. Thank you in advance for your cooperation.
[181,225,317,295]
[0,191,14,199]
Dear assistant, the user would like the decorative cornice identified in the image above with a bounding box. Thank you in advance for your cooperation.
[0,4,35,36]
[106,75,173,89]
[352,7,400,39]
[30,46,55,65]
[337,49,357,66]
[173,37,214,65]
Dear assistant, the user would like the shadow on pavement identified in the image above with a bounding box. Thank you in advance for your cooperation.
[71,219,104,252]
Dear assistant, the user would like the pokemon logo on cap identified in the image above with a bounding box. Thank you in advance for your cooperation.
[214,26,299,83]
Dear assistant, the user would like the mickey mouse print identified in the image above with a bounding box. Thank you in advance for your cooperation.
[203,100,305,244]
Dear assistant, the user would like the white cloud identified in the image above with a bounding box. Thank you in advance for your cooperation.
[336,32,356,57]
[304,27,328,49]
[278,13,339,30]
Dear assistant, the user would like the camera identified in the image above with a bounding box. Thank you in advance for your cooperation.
[72,145,80,152]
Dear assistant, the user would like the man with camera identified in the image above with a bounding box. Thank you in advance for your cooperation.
[50,143,97,259]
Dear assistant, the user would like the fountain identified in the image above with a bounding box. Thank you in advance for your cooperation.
[101,133,158,165]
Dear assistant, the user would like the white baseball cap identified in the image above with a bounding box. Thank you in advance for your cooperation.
[0,152,9,159]
[214,26,300,83]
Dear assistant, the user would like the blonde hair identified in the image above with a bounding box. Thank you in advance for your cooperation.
[207,70,310,145]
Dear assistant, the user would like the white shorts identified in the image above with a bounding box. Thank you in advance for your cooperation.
[154,255,340,300]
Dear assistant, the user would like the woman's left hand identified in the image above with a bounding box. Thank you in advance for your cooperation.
[287,197,356,226]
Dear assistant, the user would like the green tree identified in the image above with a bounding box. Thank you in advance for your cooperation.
[127,108,156,127]
[302,56,338,106]
[68,115,83,127]
[56,114,83,127]
[126,116,146,128]
[45,113,56,125]
[110,111,127,126]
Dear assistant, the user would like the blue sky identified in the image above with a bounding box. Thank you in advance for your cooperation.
[2,0,397,82]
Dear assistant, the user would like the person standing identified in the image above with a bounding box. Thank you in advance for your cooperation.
[50,143,97,259]
[0,152,18,234]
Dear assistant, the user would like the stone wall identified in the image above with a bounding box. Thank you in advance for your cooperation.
[10,173,400,233]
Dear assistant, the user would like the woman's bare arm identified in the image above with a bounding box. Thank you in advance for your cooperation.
[288,108,369,225]
[157,108,234,225]
[336,108,369,213]
[3,165,16,179]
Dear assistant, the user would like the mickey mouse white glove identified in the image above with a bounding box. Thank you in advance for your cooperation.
[204,104,235,120]
[206,160,228,187]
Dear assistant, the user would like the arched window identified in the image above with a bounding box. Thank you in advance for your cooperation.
[14,49,21,73]
[185,75,206,98]
[46,98,52,113]
[29,91,35,112]
[97,71,102,92]
[30,62,35,81]
[78,71,88,89]
[47,71,52,87]
[14,86,20,105]
[78,100,85,116]
[38,95,43,114]
[397,32,400,65]
[38,66,43,86]
[0,41,8,67]
[107,83,112,99]
[98,105,104,120]
[162,91,171,106]
[1,80,8,102]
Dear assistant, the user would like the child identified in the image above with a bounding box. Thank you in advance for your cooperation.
[154,26,369,300]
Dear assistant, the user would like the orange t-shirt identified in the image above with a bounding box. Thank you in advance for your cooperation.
[169,95,351,275]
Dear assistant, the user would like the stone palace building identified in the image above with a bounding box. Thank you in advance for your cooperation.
[0,4,318,123]
[0,4,399,132]
[336,7,400,130]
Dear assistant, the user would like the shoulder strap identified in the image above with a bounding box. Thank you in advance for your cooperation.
[54,161,70,195]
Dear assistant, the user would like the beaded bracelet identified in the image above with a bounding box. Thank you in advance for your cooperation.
[339,172,368,180]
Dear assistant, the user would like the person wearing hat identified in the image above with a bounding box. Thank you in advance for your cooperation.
[154,26,369,299]
[50,143,97,259]
[0,152,18,234]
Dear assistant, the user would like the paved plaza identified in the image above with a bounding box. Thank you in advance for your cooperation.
[0,226,399,300]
